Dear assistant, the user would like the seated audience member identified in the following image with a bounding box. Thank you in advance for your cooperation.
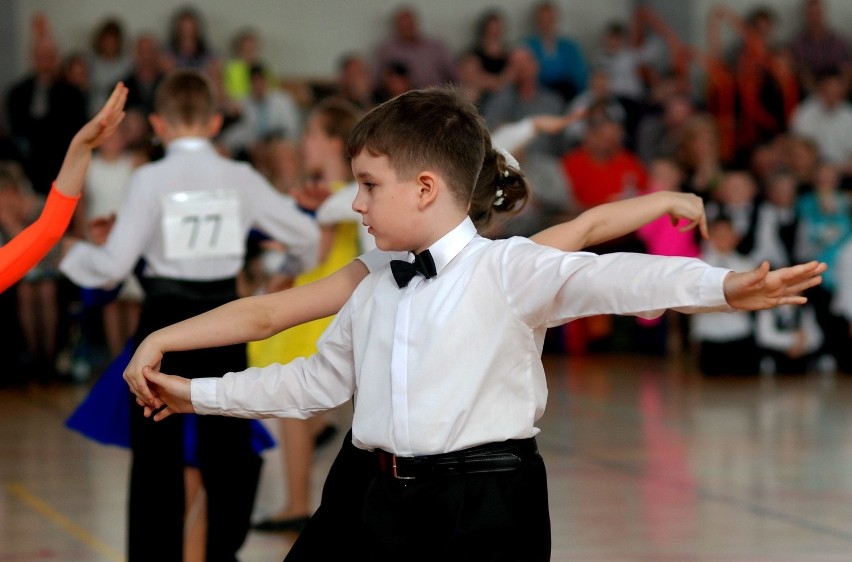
[162,5,218,73]
[674,114,727,201]
[6,33,88,195]
[750,171,799,268]
[122,33,164,117]
[87,18,132,118]
[223,27,276,105]
[563,67,630,149]
[372,61,413,105]
[755,303,824,374]
[523,1,588,102]
[482,46,567,158]
[561,113,648,212]
[789,0,852,95]
[794,162,852,372]
[786,134,820,195]
[705,170,762,257]
[461,8,512,107]
[790,68,852,176]
[0,162,63,380]
[219,64,302,162]
[636,157,701,354]
[333,52,375,111]
[691,215,760,376]
[372,5,456,90]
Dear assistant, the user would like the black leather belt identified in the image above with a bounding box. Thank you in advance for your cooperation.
[374,438,538,480]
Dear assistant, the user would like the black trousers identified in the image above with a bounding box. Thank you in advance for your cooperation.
[128,278,261,562]
[284,429,374,561]
[285,431,551,562]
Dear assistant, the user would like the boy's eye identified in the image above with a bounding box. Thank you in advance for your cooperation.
[364,182,375,190]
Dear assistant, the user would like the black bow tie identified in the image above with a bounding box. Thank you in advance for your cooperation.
[390,250,437,288]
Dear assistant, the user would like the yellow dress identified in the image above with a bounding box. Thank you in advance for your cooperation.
[247,181,360,367]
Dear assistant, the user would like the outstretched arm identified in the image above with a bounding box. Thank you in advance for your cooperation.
[125,259,368,406]
[128,191,706,410]
[530,191,707,251]
[723,260,826,310]
[490,109,587,154]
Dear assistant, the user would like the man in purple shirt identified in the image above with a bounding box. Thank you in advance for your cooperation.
[372,5,457,90]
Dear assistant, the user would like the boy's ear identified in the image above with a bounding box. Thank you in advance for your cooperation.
[148,113,167,139]
[416,170,439,209]
[207,113,224,137]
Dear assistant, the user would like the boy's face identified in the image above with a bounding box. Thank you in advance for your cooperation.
[301,114,336,174]
[650,160,682,191]
[351,151,422,251]
[709,221,739,253]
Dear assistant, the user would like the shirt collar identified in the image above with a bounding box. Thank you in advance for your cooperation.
[166,137,214,155]
[415,216,477,275]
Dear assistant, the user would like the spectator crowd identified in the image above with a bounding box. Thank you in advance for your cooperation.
[2,0,851,386]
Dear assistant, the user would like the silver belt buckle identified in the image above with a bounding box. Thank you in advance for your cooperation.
[391,454,416,480]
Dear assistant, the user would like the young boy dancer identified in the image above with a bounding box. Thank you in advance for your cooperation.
[136,87,824,561]
[59,69,319,562]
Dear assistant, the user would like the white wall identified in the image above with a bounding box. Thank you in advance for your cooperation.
[11,0,632,81]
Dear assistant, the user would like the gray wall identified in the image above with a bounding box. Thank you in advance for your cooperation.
[5,0,632,88]
[7,0,852,99]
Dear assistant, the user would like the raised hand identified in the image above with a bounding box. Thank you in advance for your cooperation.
[723,261,827,311]
[666,192,708,239]
[74,82,128,150]
[55,83,129,198]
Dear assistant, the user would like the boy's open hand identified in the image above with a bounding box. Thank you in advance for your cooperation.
[724,260,827,311]
[137,367,194,422]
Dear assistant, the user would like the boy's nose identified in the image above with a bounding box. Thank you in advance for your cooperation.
[352,186,367,214]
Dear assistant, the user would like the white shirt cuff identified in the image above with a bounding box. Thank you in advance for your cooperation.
[702,266,733,309]
[191,378,220,415]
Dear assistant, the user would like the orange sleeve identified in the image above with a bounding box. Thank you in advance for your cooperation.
[0,183,79,293]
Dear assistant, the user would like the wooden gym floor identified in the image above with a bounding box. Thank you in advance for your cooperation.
[3,351,852,561]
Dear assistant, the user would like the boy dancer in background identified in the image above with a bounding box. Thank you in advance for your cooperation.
[60,69,319,562]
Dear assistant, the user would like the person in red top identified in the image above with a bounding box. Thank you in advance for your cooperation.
[0,83,127,293]
[561,110,648,211]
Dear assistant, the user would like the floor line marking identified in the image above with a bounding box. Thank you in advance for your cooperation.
[7,482,124,562]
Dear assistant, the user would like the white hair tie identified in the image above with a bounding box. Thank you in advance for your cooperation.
[494,145,520,172]
[492,145,519,207]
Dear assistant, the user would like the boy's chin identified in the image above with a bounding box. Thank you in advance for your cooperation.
[374,238,406,253]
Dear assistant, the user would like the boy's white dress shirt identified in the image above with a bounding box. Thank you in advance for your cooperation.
[194,217,731,456]
[61,138,319,286]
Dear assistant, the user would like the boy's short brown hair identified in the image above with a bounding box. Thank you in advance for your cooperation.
[154,69,217,127]
[346,86,488,207]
